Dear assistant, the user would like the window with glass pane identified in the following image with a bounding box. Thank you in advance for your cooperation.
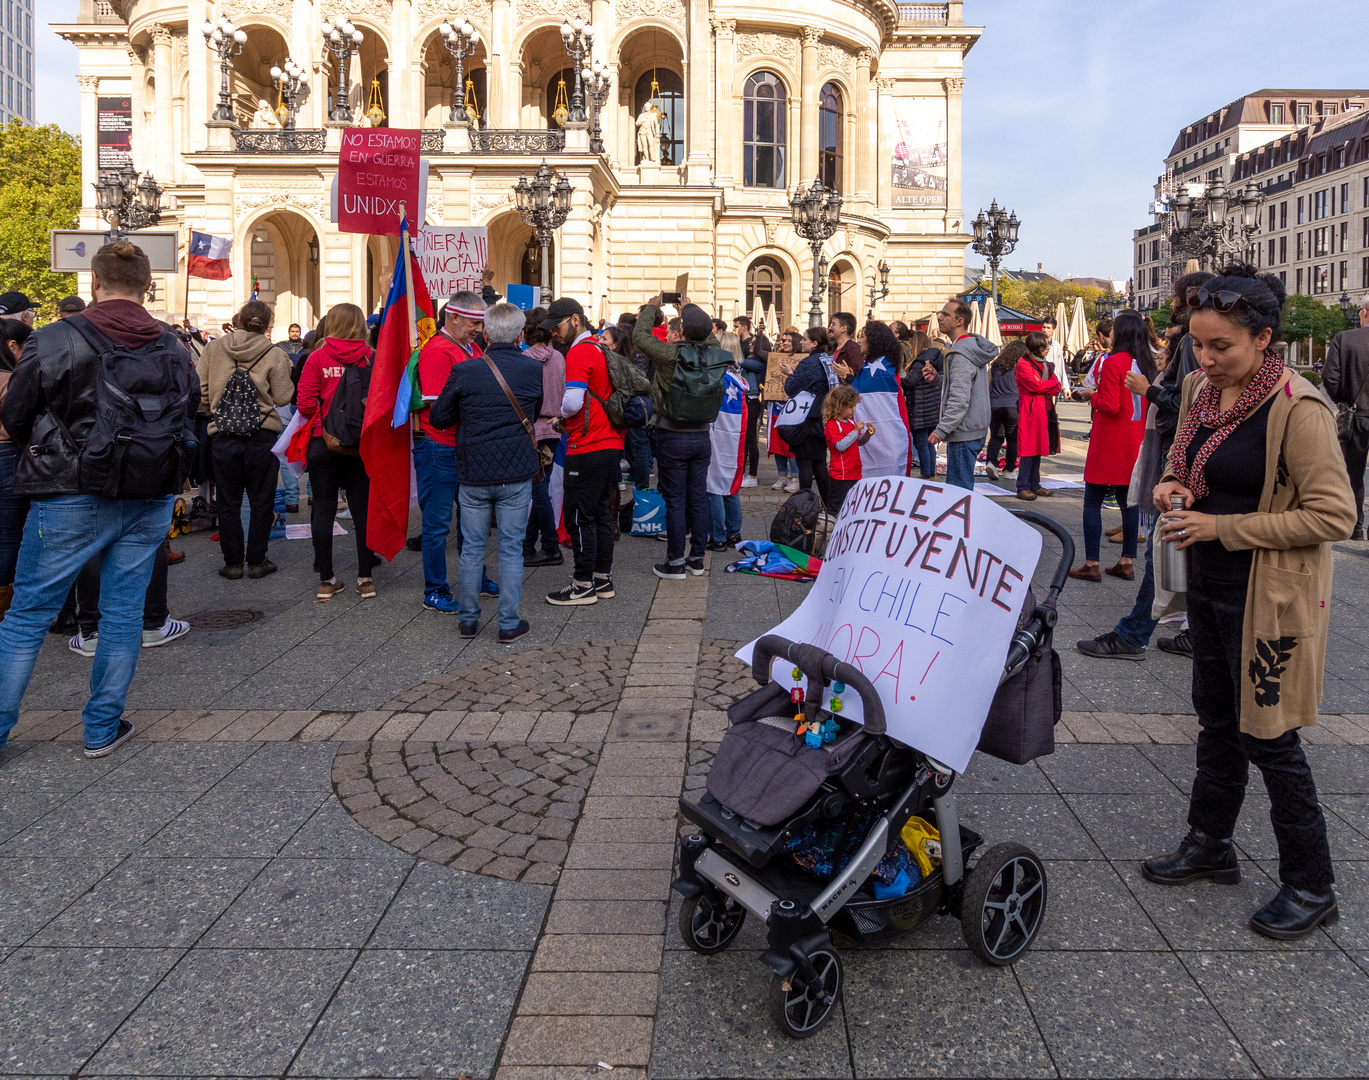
[818,82,842,192]
[744,72,787,188]
[634,69,684,165]
[746,257,786,325]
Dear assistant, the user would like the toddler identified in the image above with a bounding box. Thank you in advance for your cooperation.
[823,385,873,515]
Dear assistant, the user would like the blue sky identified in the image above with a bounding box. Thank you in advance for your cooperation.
[35,0,1369,280]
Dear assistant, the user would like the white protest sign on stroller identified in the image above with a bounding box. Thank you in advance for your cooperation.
[736,478,1043,773]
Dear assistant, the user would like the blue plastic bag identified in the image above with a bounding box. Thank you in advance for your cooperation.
[630,488,667,536]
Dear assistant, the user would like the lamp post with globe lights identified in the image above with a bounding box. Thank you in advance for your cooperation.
[581,60,612,154]
[515,162,573,305]
[438,19,479,124]
[866,259,891,322]
[1162,178,1263,271]
[559,19,594,124]
[970,200,1019,306]
[269,59,306,129]
[789,178,843,328]
[201,16,247,123]
[94,163,164,238]
[321,16,364,123]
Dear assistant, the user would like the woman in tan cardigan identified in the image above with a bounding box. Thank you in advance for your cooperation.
[1143,265,1355,940]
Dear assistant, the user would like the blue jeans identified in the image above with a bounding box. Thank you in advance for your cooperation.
[0,494,173,748]
[524,439,558,555]
[652,428,711,563]
[0,442,28,586]
[1017,456,1042,492]
[459,481,531,630]
[945,438,983,491]
[912,430,937,479]
[774,455,791,477]
[625,427,653,489]
[1083,481,1138,561]
[414,438,462,592]
[276,407,300,506]
[708,493,741,543]
[1113,530,1159,648]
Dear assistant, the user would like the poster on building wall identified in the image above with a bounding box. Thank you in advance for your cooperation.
[337,129,423,235]
[97,96,132,172]
[413,226,489,299]
[891,98,947,209]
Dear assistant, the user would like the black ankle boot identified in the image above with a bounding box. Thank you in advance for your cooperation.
[1141,830,1241,886]
[1250,884,1338,940]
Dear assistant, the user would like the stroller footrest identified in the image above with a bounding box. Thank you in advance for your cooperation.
[695,847,779,923]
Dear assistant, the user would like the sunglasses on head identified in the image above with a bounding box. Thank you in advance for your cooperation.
[1187,286,1254,313]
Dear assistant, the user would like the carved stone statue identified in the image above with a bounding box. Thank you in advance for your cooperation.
[635,103,660,165]
[252,98,279,129]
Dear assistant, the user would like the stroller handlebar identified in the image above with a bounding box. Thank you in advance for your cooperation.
[752,634,887,735]
[1007,509,1075,603]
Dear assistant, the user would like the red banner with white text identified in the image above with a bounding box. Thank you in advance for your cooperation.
[337,129,422,236]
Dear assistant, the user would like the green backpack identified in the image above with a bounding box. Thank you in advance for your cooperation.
[583,343,654,431]
[658,343,733,425]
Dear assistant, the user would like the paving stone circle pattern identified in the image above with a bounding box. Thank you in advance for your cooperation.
[333,738,598,884]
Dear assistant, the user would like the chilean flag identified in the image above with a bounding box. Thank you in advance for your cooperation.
[707,369,748,496]
[361,213,435,562]
[852,354,913,477]
[549,433,570,547]
[187,231,232,280]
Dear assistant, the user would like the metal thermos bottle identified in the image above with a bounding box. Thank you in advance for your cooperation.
[1157,495,1189,594]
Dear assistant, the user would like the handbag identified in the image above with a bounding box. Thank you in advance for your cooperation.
[482,355,544,481]
[775,390,817,443]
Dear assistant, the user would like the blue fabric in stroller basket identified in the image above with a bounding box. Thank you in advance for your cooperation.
[781,808,923,899]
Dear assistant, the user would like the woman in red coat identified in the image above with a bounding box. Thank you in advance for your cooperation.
[1070,311,1154,582]
[1013,331,1060,500]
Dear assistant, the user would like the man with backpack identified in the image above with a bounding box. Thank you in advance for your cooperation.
[0,240,199,757]
[633,295,730,579]
[201,300,294,579]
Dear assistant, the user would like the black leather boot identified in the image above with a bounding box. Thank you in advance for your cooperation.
[1142,830,1241,886]
[1250,884,1339,940]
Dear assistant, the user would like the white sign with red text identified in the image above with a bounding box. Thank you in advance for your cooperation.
[737,478,1042,772]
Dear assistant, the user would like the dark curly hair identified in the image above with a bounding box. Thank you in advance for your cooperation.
[860,320,901,367]
[992,339,1028,373]
[1190,263,1284,340]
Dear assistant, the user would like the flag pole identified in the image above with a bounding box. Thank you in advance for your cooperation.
[399,201,417,350]
[181,228,190,328]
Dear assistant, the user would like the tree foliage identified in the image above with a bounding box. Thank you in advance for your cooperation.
[1281,294,1352,346]
[997,278,1107,333]
[0,121,82,318]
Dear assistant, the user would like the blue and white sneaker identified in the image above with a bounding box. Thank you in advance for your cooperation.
[424,588,460,614]
[481,574,500,597]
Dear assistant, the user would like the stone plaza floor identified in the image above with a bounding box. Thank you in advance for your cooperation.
[2,463,1369,1079]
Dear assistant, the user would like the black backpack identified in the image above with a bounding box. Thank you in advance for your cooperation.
[65,315,193,499]
[769,489,824,553]
[213,344,273,437]
[321,364,370,456]
[658,343,732,425]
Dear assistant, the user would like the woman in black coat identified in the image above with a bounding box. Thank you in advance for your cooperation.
[900,329,943,479]
[782,326,838,510]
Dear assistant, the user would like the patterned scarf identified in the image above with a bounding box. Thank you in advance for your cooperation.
[1168,348,1283,500]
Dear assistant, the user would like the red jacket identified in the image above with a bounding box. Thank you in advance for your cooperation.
[296,337,372,437]
[1084,351,1147,485]
[1015,355,1060,458]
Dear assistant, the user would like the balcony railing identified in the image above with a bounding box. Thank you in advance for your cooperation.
[232,128,327,153]
[897,3,948,24]
[470,129,566,154]
[420,129,445,152]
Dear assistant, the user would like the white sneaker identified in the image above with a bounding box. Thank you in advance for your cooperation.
[771,477,788,491]
[985,463,999,480]
[142,618,191,648]
[68,630,97,657]
[784,478,800,493]
[741,476,758,488]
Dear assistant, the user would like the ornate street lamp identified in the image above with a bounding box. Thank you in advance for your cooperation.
[970,199,1019,305]
[321,16,364,123]
[438,19,479,124]
[789,178,842,328]
[1340,292,1355,317]
[515,161,573,305]
[866,258,891,321]
[1159,178,1263,271]
[559,18,595,124]
[581,59,612,155]
[307,234,320,267]
[94,162,163,238]
[269,58,306,129]
[201,15,247,123]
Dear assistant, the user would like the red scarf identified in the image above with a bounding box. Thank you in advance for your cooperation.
[1168,348,1283,500]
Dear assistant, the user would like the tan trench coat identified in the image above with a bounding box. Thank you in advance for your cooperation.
[1163,368,1356,739]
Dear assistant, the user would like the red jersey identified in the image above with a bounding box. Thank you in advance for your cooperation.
[825,418,864,481]
[564,335,624,454]
[417,331,482,446]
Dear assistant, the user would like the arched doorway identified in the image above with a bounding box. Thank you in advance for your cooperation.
[230,24,289,127]
[355,30,390,125]
[827,259,857,320]
[633,70,683,165]
[488,211,552,301]
[366,234,401,314]
[244,210,321,330]
[615,26,686,166]
[422,30,488,127]
[746,256,787,328]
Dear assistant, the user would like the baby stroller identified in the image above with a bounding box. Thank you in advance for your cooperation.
[673,511,1073,1038]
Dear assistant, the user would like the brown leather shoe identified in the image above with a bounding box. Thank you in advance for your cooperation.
[1033,488,1053,497]
[1105,562,1134,581]
[1014,490,1037,501]
[1068,564,1102,582]
[166,549,185,565]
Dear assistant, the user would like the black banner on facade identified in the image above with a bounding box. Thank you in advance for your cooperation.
[97,96,132,172]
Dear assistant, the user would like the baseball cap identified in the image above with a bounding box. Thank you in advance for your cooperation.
[538,297,586,331]
[58,295,86,314]
[0,291,35,315]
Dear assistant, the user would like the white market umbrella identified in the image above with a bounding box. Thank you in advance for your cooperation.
[968,299,982,337]
[1067,295,1089,354]
[982,294,1002,347]
[764,302,780,340]
[1054,300,1069,350]
[751,293,765,332]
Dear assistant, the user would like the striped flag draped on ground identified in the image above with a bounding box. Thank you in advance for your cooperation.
[852,354,913,477]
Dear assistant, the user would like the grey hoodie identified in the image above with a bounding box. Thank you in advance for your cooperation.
[935,333,995,443]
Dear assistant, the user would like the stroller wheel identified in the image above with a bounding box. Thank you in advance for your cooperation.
[961,842,1048,966]
[769,947,842,1039]
[679,891,747,954]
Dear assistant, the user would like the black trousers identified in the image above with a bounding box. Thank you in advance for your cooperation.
[828,477,857,516]
[307,437,375,581]
[212,428,280,567]
[1340,418,1369,530]
[986,406,1019,470]
[744,396,763,476]
[1186,568,1333,891]
[563,447,619,581]
[796,454,833,513]
[76,540,169,634]
[653,428,711,563]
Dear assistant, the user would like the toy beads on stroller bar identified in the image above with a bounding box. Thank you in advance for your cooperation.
[671,510,1075,1039]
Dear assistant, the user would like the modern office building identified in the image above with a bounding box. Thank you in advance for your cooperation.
[1,0,34,124]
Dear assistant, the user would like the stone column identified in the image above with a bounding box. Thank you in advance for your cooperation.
[854,49,875,207]
[152,26,175,183]
[187,0,209,152]
[711,19,735,188]
[943,76,964,233]
[874,76,895,210]
[77,76,100,227]
[491,0,512,126]
[684,0,712,183]
[799,27,821,187]
[392,0,413,126]
[614,63,632,171]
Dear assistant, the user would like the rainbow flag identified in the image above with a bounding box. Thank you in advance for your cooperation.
[361,213,435,562]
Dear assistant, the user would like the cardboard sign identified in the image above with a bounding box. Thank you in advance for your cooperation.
[762,351,793,402]
[411,226,488,299]
[736,478,1043,772]
[337,129,422,235]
